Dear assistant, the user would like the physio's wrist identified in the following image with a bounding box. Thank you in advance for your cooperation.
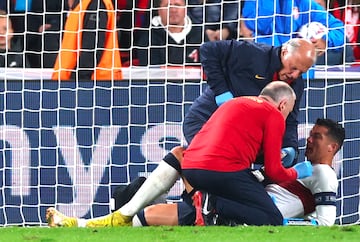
[215,91,233,106]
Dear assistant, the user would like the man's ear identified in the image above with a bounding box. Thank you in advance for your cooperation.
[328,142,339,153]
[281,48,288,58]
[278,99,287,111]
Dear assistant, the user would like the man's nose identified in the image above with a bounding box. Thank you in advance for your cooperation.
[291,70,302,79]
[307,136,313,143]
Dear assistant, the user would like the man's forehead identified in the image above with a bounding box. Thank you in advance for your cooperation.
[292,54,312,73]
[311,125,329,135]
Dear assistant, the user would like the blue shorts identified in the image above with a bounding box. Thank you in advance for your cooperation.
[177,200,196,226]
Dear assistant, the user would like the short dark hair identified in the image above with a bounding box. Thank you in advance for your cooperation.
[315,118,345,151]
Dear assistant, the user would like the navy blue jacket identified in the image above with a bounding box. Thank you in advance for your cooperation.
[183,40,304,150]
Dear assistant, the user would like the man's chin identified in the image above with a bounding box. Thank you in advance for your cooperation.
[278,75,288,81]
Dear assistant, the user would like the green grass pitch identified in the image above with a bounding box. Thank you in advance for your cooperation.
[0,225,359,242]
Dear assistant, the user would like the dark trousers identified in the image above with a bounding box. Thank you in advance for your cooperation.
[182,168,283,225]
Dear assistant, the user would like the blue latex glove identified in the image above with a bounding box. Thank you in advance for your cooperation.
[281,147,296,168]
[293,161,313,179]
[215,91,234,106]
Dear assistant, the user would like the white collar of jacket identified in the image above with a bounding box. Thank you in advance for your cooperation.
[151,15,192,44]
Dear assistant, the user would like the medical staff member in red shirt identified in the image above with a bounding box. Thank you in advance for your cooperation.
[181,81,313,225]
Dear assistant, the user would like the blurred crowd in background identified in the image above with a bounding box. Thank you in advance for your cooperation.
[0,0,359,79]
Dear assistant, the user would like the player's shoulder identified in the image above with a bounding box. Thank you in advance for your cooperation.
[309,164,338,191]
[312,164,336,177]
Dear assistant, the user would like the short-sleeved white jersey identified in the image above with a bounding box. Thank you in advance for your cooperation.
[266,164,338,225]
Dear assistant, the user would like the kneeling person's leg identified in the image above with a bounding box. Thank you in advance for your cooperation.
[119,146,184,218]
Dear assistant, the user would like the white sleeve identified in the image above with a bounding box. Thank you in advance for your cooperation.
[306,205,337,226]
[300,164,338,226]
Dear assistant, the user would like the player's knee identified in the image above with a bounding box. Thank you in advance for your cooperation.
[162,146,183,173]
[170,146,185,164]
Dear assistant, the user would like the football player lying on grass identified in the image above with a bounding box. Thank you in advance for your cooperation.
[46,118,344,227]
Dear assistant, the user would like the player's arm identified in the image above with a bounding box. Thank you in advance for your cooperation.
[304,166,338,226]
[309,200,337,226]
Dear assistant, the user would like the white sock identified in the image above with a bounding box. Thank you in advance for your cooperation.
[77,218,87,228]
[119,161,179,216]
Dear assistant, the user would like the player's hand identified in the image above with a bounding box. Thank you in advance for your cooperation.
[293,161,313,179]
[215,91,233,106]
[281,147,296,167]
[310,38,326,56]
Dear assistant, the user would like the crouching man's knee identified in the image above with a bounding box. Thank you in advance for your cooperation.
[170,146,186,164]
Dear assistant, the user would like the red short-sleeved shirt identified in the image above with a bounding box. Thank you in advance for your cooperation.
[182,96,297,183]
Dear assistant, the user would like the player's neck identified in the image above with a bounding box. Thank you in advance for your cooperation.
[312,158,333,166]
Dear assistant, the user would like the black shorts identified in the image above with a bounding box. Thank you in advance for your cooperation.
[177,191,196,226]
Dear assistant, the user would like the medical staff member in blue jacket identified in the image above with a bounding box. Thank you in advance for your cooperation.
[183,38,317,167]
[241,0,352,65]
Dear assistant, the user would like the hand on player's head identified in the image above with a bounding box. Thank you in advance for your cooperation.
[310,38,326,56]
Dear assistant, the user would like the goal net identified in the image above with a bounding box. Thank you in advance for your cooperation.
[0,0,359,226]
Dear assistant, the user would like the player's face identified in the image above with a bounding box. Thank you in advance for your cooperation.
[305,125,335,164]
[159,0,186,27]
